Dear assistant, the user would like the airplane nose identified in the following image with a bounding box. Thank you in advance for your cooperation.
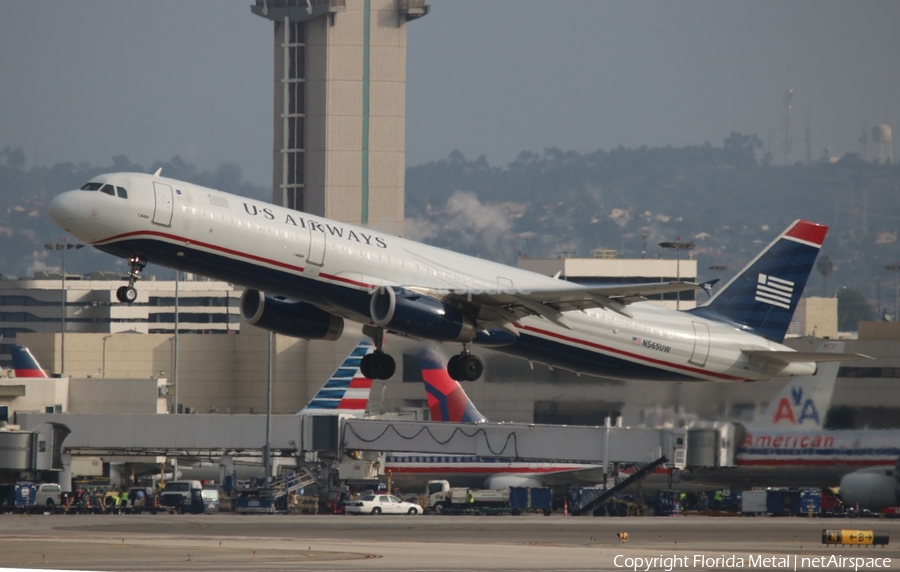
[48,191,80,229]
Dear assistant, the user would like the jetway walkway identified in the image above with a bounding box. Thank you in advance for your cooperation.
[341,419,677,464]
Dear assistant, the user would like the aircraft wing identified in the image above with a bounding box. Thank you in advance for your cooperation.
[743,350,872,364]
[426,281,702,331]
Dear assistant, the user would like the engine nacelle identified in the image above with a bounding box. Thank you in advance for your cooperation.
[240,289,343,340]
[839,468,900,511]
[484,474,545,490]
[370,287,475,342]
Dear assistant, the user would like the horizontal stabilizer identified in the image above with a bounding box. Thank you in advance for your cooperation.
[743,350,871,364]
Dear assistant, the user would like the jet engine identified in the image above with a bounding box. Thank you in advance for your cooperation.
[484,474,545,490]
[240,290,343,340]
[370,287,475,342]
[839,463,900,511]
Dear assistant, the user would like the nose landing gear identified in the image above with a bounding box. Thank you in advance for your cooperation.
[359,326,396,380]
[447,345,483,382]
[116,255,147,303]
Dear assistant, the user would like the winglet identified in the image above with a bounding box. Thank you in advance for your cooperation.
[420,350,487,424]
[11,346,48,378]
[298,339,374,416]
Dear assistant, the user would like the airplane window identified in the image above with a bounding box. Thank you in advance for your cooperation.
[256,224,261,231]
[219,214,224,221]
[348,247,354,255]
[266,226,271,234]
[191,208,197,215]
[116,187,128,198]
[294,233,299,240]
[80,182,102,191]
[237,219,242,227]
[229,217,234,224]
[274,229,279,237]
[340,245,346,253]
[182,206,187,212]
[200,210,206,217]
[210,213,215,220]
[100,184,115,196]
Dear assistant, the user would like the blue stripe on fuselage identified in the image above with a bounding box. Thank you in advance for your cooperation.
[98,235,703,382]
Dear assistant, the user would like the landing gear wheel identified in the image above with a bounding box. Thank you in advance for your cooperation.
[459,355,483,381]
[116,285,137,303]
[372,352,395,379]
[360,352,395,380]
[447,355,463,381]
[360,353,375,379]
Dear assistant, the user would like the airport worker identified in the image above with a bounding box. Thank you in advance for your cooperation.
[466,489,474,504]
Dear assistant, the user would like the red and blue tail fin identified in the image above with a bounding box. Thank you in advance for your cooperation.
[420,351,487,424]
[11,346,48,378]
[298,339,374,416]
[691,219,827,343]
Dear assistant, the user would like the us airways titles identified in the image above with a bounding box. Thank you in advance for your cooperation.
[241,203,388,249]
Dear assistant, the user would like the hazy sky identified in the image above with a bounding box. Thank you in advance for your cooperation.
[2,0,899,187]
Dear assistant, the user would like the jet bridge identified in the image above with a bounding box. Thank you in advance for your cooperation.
[340,419,737,468]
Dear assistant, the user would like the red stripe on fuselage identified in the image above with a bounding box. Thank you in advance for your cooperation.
[518,324,745,381]
[385,466,583,475]
[736,458,892,467]
[98,230,742,381]
[337,399,368,410]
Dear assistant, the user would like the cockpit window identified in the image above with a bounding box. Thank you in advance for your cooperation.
[100,184,115,196]
[116,187,128,199]
[80,182,103,191]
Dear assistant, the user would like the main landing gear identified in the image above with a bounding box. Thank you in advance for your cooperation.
[447,345,483,382]
[116,254,147,303]
[360,327,396,380]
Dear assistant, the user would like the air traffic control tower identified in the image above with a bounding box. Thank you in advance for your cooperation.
[251,0,428,236]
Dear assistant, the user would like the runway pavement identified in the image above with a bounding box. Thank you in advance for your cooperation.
[1,513,899,571]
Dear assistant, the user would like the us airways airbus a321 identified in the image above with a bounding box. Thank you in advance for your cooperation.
[48,171,862,382]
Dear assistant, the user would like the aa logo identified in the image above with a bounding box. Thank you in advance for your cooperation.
[772,386,820,425]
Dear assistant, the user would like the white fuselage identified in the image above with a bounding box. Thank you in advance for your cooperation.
[48,173,813,383]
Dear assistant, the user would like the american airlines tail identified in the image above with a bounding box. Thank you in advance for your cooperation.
[692,220,827,343]
[297,339,374,416]
[420,350,487,423]
[746,341,843,431]
[10,346,48,378]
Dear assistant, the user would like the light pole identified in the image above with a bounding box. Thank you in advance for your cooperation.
[886,263,900,320]
[659,240,695,310]
[101,334,113,378]
[44,240,85,376]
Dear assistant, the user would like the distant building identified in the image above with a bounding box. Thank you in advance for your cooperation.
[0,272,240,367]
[518,254,699,310]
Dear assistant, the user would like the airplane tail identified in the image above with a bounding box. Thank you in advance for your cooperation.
[298,339,374,416]
[749,341,843,430]
[420,350,487,423]
[11,346,48,378]
[692,220,827,343]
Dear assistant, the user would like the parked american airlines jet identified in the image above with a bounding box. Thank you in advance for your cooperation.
[10,346,48,378]
[48,172,863,382]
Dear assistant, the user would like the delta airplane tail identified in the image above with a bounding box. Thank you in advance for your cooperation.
[10,346,48,378]
[692,219,827,343]
[748,341,843,431]
[420,350,487,423]
[297,339,374,416]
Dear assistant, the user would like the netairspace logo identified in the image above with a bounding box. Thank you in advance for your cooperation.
[613,554,892,571]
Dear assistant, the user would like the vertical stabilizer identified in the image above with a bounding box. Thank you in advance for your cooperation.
[11,346,48,378]
[749,341,843,430]
[692,219,827,342]
[420,350,487,423]
[298,339,374,416]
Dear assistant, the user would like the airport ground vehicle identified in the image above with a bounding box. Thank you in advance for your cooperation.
[159,480,204,514]
[34,483,62,507]
[425,480,508,514]
[201,486,219,514]
[345,493,422,515]
[509,486,552,516]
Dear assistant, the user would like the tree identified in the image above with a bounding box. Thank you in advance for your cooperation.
[837,287,874,332]
[816,255,834,297]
